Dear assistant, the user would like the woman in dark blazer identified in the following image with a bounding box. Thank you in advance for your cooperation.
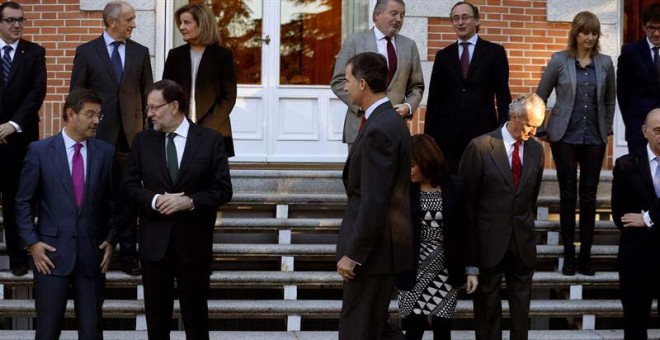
[163,3,238,157]
[398,134,478,340]
[536,11,615,276]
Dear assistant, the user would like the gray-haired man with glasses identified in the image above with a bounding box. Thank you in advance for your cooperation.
[0,1,46,277]
[618,2,660,155]
[425,1,511,174]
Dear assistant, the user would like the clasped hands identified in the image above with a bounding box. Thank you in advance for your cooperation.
[155,192,193,215]
[28,240,114,275]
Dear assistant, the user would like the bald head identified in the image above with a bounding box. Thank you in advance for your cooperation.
[642,108,660,155]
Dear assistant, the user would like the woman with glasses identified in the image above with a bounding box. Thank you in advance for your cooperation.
[536,11,615,276]
[162,3,237,157]
[398,134,478,340]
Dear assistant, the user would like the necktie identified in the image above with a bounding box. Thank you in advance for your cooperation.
[166,133,179,181]
[358,115,366,132]
[653,46,660,86]
[511,140,522,190]
[460,41,470,79]
[72,142,84,208]
[2,45,12,86]
[385,36,397,84]
[111,41,123,83]
[654,157,660,198]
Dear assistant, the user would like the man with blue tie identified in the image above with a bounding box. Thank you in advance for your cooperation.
[70,0,153,276]
[612,108,660,340]
[15,89,118,339]
[0,1,47,276]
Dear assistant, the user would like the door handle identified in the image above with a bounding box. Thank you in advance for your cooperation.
[258,34,270,45]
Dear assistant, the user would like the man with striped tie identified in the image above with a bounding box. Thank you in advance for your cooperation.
[0,1,46,277]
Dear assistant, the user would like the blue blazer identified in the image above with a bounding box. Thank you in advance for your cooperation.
[15,134,118,277]
[617,38,660,147]
[536,50,616,143]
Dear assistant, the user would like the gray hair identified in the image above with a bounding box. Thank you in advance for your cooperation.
[508,93,545,119]
[103,1,129,28]
[373,0,405,21]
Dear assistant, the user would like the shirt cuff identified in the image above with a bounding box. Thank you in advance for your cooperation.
[151,194,160,211]
[465,266,479,275]
[643,211,654,228]
[8,121,21,133]
[404,103,413,119]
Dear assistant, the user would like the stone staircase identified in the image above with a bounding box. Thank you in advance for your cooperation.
[0,168,656,339]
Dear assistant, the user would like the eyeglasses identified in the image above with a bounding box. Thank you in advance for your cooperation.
[81,111,104,121]
[451,15,475,23]
[146,102,172,112]
[647,25,660,34]
[0,17,26,25]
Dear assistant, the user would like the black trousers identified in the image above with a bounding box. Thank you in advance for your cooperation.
[550,142,606,261]
[474,238,534,340]
[339,274,405,340]
[114,150,138,260]
[403,315,451,340]
[0,146,28,270]
[141,242,211,340]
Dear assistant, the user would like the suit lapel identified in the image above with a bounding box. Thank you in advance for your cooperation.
[177,123,202,184]
[154,132,173,187]
[488,130,516,191]
[467,39,485,80]
[593,55,604,101]
[346,101,392,161]
[5,39,25,86]
[567,56,577,99]
[82,139,101,212]
[636,152,657,201]
[49,134,77,208]
[635,40,658,89]
[366,29,378,53]
[519,140,541,192]
[93,36,121,86]
[445,43,463,81]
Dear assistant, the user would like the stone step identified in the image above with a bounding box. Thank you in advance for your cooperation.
[0,329,655,340]
[0,299,644,318]
[0,270,621,289]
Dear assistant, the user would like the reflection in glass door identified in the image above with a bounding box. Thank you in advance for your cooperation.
[170,0,368,162]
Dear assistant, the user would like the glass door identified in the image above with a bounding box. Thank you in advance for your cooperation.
[169,0,369,162]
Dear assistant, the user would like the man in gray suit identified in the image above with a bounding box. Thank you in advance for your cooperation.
[459,93,545,340]
[70,0,153,275]
[331,0,424,148]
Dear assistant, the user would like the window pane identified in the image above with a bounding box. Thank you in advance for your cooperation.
[279,0,367,86]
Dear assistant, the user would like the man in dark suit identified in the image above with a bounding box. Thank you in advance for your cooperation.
[459,93,545,340]
[425,1,511,173]
[617,2,660,155]
[122,79,232,340]
[611,108,660,340]
[0,1,46,276]
[70,0,153,275]
[15,89,117,340]
[331,0,424,148]
[336,52,413,340]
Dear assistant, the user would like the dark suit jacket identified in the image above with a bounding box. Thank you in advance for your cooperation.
[70,35,153,149]
[611,151,660,272]
[336,101,413,276]
[121,123,232,263]
[617,39,660,149]
[536,51,616,143]
[399,177,476,289]
[459,129,544,269]
[15,134,118,277]
[424,37,511,163]
[162,44,238,157]
[0,39,46,157]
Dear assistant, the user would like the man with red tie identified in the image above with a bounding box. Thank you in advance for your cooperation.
[331,0,424,149]
[459,93,545,340]
[15,89,118,339]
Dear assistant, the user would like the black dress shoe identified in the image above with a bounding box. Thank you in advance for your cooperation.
[562,257,576,276]
[120,257,141,276]
[578,262,595,276]
[11,265,28,277]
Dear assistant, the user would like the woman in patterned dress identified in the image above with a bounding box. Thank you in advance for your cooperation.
[398,134,478,340]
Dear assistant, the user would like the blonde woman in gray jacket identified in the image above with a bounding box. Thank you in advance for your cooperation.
[536,11,615,276]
